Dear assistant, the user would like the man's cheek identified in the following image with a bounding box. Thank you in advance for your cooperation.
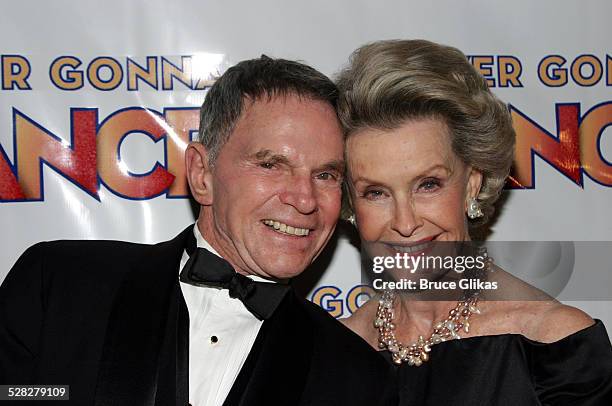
[320,189,342,214]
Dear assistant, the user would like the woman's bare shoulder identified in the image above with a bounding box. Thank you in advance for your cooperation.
[478,299,594,343]
[524,302,594,343]
[481,265,595,342]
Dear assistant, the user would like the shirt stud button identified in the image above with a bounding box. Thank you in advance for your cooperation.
[210,335,219,344]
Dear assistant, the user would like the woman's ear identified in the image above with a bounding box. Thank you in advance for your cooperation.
[466,167,483,202]
[185,142,214,206]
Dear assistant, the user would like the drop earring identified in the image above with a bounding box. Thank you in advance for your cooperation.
[467,197,483,219]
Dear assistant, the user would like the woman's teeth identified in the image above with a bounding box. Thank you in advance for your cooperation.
[392,243,429,253]
[263,220,310,236]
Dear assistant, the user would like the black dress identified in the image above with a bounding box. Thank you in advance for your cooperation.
[382,320,612,405]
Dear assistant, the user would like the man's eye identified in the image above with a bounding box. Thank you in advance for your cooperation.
[259,162,276,169]
[316,172,337,181]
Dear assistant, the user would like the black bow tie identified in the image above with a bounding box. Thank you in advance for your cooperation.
[179,231,290,320]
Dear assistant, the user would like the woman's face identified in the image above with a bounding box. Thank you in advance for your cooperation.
[347,118,482,246]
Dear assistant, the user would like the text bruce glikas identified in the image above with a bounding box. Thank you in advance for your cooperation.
[372,253,487,274]
[370,253,499,291]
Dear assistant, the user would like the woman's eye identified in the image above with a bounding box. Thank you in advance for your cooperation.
[363,190,385,200]
[419,178,441,191]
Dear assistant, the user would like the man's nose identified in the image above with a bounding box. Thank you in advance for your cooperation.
[391,199,423,237]
[278,174,317,214]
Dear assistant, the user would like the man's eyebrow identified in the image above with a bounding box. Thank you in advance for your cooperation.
[248,150,344,173]
[317,160,345,174]
[249,149,291,164]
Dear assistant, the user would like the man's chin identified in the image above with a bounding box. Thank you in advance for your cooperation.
[256,258,311,280]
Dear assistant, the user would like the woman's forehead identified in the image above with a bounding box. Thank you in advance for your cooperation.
[346,119,457,173]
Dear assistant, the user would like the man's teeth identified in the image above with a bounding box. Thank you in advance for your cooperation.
[263,220,310,236]
[393,243,429,253]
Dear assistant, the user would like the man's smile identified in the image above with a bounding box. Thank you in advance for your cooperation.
[262,219,311,236]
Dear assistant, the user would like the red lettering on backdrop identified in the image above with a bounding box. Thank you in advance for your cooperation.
[508,104,581,188]
[6,109,98,200]
[0,148,25,200]
[97,108,175,199]
[1,102,606,202]
[580,102,612,185]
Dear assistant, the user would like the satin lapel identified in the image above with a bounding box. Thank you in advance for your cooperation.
[94,227,192,406]
[223,291,314,406]
[153,281,190,406]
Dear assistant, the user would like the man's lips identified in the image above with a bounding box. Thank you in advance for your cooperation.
[262,219,313,236]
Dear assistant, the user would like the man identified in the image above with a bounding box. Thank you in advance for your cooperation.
[0,56,396,405]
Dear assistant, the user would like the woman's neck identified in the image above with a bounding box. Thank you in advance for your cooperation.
[391,294,461,343]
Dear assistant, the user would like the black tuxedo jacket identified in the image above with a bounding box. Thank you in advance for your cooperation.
[0,227,396,405]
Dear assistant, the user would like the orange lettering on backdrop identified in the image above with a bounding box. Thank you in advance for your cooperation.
[538,56,568,87]
[87,57,123,91]
[311,286,343,318]
[570,55,603,87]
[14,109,98,200]
[49,57,84,90]
[509,104,581,188]
[97,108,175,199]
[498,56,522,87]
[161,57,192,90]
[2,55,31,90]
[580,102,612,185]
[127,57,158,90]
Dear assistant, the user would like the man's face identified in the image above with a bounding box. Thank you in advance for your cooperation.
[203,94,344,279]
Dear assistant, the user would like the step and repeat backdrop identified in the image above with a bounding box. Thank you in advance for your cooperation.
[1,0,611,329]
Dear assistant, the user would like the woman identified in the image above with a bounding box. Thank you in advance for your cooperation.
[337,40,612,404]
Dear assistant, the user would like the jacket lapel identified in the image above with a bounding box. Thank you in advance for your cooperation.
[223,290,314,406]
[94,227,192,406]
[153,280,190,406]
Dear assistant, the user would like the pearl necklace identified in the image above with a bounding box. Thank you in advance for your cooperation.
[375,290,480,366]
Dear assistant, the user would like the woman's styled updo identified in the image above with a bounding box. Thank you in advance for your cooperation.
[336,39,515,227]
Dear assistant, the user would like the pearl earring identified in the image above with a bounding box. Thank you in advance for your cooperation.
[347,214,356,226]
[467,197,483,219]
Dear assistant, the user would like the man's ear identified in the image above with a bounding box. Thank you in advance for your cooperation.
[465,167,483,205]
[185,142,214,206]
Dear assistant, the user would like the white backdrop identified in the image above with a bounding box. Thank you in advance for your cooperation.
[1,0,610,330]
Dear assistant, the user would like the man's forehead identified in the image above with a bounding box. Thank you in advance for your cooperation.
[241,91,317,109]
[238,93,338,124]
[217,93,343,164]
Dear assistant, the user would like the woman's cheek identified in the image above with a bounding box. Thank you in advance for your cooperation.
[355,203,388,241]
[420,190,466,231]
